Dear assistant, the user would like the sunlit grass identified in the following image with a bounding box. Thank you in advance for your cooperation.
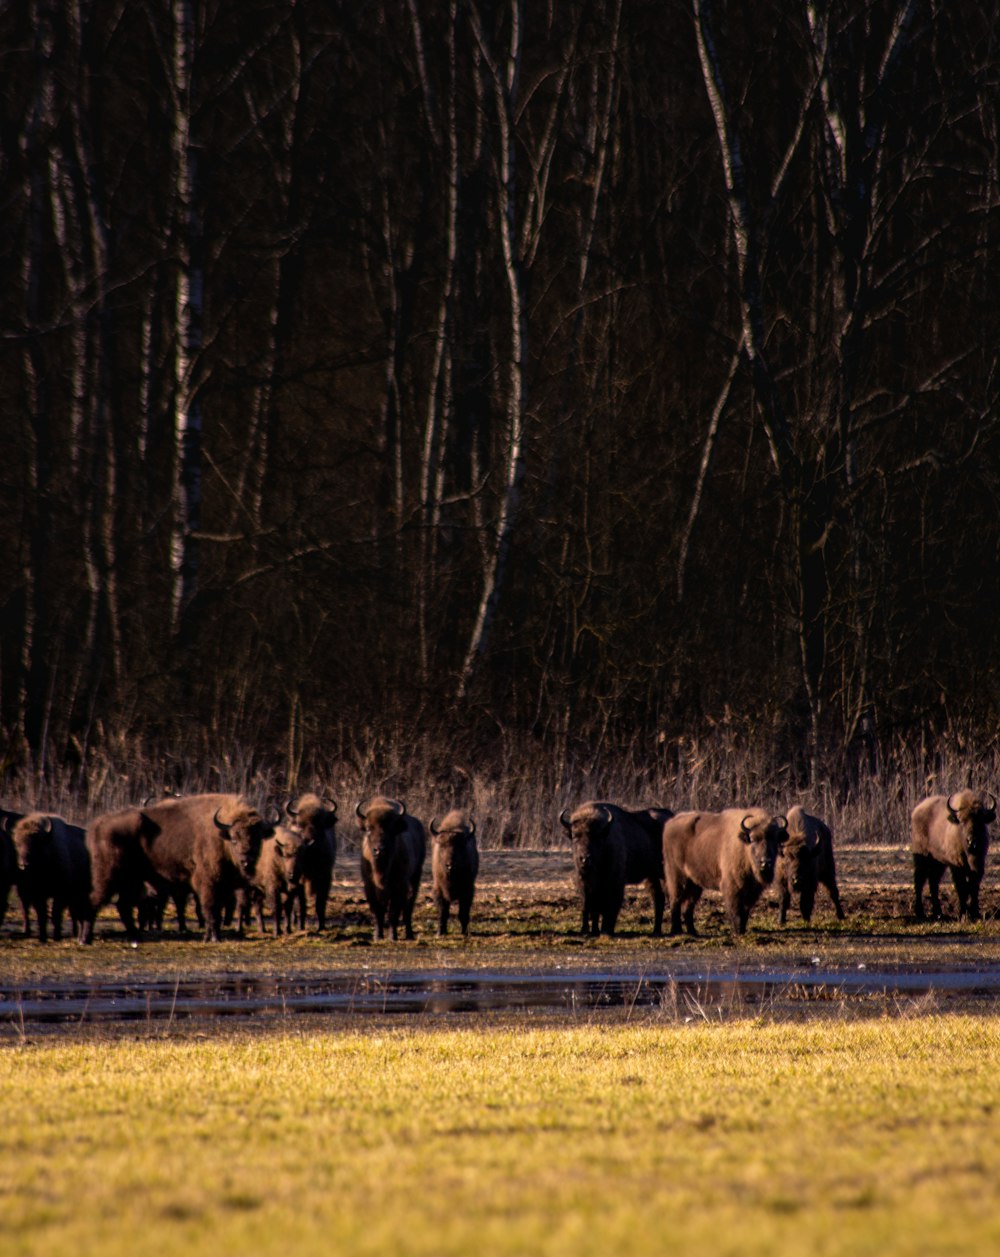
[3,1017,1000,1256]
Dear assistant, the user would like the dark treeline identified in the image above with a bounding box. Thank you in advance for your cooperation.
[2,0,998,790]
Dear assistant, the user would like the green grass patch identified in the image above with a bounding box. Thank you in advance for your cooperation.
[3,1018,999,1256]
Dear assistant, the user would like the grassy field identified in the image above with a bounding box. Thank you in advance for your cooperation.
[3,1017,999,1256]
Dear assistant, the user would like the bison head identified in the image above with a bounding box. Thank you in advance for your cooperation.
[11,813,53,872]
[357,797,408,873]
[560,802,614,881]
[272,825,309,885]
[946,790,996,860]
[738,811,788,884]
[430,811,476,876]
[286,793,338,850]
[213,803,279,879]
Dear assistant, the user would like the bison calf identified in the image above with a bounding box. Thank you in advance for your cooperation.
[911,789,995,922]
[774,805,845,924]
[284,793,338,930]
[430,810,479,936]
[357,797,426,940]
[559,802,673,936]
[8,812,91,941]
[662,807,787,936]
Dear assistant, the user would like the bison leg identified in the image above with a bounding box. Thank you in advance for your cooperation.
[458,896,472,937]
[799,883,816,923]
[778,885,791,926]
[52,897,66,941]
[436,892,450,937]
[32,897,48,942]
[926,864,945,920]
[681,886,701,937]
[822,875,846,920]
[912,856,929,920]
[402,895,416,941]
[649,880,665,937]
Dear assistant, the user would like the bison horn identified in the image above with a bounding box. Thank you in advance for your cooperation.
[393,799,407,817]
[39,815,53,834]
[142,794,155,806]
[947,793,961,822]
[983,790,996,814]
[213,807,229,833]
[740,815,755,835]
[324,798,337,817]
[468,818,476,838]
[355,801,366,820]
[600,806,614,828]
[774,814,788,830]
[559,808,572,829]
[430,816,441,836]
[266,804,281,826]
[285,799,299,818]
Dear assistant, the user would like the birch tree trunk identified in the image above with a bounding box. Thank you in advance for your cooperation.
[169,0,204,640]
[458,0,526,700]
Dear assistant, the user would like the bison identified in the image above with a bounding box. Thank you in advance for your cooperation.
[430,810,479,936]
[284,793,338,930]
[8,812,91,941]
[559,802,674,936]
[84,793,278,942]
[356,796,426,940]
[249,825,301,935]
[774,805,845,924]
[0,808,22,931]
[911,789,995,922]
[662,807,787,936]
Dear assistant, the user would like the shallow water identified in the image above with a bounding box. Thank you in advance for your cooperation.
[4,963,1000,1029]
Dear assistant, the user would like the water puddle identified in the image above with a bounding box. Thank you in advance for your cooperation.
[4,965,1000,1029]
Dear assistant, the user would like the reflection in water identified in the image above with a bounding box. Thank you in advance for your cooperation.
[3,965,1000,1027]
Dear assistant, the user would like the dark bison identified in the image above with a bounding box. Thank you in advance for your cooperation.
[911,789,995,922]
[8,812,91,941]
[430,810,479,936]
[84,793,278,942]
[559,802,674,936]
[284,793,338,930]
[356,796,426,940]
[0,808,22,930]
[774,805,845,924]
[662,807,787,936]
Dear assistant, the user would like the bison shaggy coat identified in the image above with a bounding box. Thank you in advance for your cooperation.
[560,802,674,936]
[662,807,787,936]
[911,789,995,921]
[9,812,90,941]
[774,805,845,924]
[430,810,479,936]
[284,793,338,930]
[85,793,277,942]
[357,796,426,940]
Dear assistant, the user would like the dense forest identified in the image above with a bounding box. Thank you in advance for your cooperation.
[2,0,998,798]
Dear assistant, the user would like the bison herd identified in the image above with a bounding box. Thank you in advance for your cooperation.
[0,788,995,943]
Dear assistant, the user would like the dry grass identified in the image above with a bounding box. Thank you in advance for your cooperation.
[2,1017,1000,1256]
[2,728,998,849]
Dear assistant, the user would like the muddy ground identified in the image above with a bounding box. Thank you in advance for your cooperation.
[3,845,1000,1034]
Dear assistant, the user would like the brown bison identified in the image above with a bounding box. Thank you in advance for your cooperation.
[911,789,995,922]
[430,810,480,936]
[249,825,301,935]
[662,807,787,936]
[284,793,338,930]
[84,793,278,942]
[8,812,91,941]
[356,796,426,940]
[559,802,674,936]
[774,805,845,924]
